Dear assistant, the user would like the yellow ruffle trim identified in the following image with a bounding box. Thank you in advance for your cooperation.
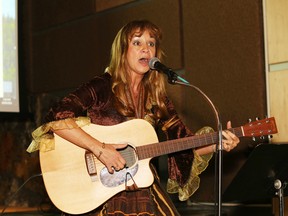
[26,117,91,153]
[166,126,214,201]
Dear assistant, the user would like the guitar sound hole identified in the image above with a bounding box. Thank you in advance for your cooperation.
[119,145,137,168]
[100,144,138,187]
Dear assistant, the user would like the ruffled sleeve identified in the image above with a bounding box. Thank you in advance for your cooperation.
[26,117,90,153]
[166,126,214,201]
[27,73,114,153]
[159,96,214,201]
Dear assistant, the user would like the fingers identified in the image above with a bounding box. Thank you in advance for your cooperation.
[107,165,122,174]
[107,161,126,174]
[222,133,239,152]
[222,121,240,152]
[97,143,127,174]
[112,143,128,165]
[226,120,232,129]
[222,139,235,152]
[106,160,126,174]
[222,130,239,144]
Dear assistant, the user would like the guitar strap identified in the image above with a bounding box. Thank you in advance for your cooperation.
[125,172,139,191]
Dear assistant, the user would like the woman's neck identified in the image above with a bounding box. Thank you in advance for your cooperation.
[128,80,144,119]
[129,74,144,96]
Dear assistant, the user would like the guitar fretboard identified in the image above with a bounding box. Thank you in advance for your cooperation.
[136,127,243,160]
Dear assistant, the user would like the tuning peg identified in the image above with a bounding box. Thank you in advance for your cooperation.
[256,117,260,121]
[268,135,273,139]
[248,118,252,123]
[252,137,256,141]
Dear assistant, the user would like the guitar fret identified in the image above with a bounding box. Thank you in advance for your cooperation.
[137,128,244,160]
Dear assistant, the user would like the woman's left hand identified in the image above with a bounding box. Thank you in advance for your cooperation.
[195,121,240,155]
[222,121,240,152]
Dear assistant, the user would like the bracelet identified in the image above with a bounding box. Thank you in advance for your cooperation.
[97,151,103,159]
[97,142,106,159]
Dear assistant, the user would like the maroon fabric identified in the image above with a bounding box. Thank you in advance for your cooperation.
[45,73,194,214]
[45,73,127,126]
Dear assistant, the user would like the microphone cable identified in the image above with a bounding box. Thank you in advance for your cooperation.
[0,173,42,216]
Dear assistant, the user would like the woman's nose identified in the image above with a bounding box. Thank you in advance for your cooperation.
[141,44,149,52]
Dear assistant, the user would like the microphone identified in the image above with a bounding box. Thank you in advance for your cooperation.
[149,57,172,72]
[148,57,189,84]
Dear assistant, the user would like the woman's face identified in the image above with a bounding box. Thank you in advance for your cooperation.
[126,30,156,78]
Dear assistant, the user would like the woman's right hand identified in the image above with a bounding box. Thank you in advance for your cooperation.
[92,142,127,174]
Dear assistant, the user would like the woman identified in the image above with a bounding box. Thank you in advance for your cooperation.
[28,20,239,215]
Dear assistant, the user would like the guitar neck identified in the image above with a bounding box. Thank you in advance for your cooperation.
[136,127,243,160]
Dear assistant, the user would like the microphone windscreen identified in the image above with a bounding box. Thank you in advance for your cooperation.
[148,57,160,70]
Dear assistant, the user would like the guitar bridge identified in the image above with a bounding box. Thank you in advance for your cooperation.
[85,151,98,182]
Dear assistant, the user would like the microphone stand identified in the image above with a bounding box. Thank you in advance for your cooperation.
[165,70,223,216]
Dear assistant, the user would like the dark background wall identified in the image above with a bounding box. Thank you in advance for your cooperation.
[0,0,267,210]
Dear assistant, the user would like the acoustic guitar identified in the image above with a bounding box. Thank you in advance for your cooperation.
[40,117,277,214]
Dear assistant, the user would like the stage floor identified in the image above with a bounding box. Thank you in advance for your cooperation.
[1,201,273,216]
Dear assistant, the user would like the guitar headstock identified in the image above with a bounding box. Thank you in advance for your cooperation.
[242,117,278,137]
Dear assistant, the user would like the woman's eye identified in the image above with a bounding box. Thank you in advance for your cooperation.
[148,42,155,47]
[132,41,141,46]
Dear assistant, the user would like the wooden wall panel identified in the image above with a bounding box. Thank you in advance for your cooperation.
[95,0,135,12]
[181,0,267,202]
[26,0,183,93]
[268,70,288,142]
[266,0,288,63]
[265,0,288,213]
[31,17,100,92]
[31,0,95,31]
[265,0,288,143]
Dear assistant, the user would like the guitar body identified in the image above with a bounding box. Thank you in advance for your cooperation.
[40,119,159,214]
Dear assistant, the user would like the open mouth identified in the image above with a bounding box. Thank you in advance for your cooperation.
[139,58,149,64]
